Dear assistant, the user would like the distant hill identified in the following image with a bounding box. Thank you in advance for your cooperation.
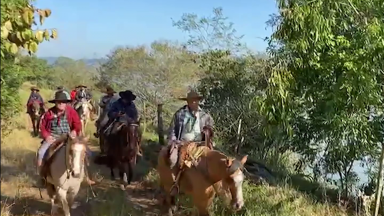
[40,56,107,66]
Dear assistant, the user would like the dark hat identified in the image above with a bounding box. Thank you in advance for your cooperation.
[178,90,203,101]
[57,86,64,90]
[103,86,116,94]
[30,86,40,91]
[77,84,87,88]
[48,91,72,103]
[119,90,136,101]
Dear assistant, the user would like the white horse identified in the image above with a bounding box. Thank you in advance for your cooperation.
[44,135,89,216]
[75,98,93,136]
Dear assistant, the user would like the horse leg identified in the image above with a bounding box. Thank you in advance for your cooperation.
[109,160,115,180]
[193,193,214,216]
[127,156,136,184]
[57,187,71,216]
[67,184,81,210]
[47,184,59,216]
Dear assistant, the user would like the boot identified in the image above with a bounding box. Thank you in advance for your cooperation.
[36,159,45,187]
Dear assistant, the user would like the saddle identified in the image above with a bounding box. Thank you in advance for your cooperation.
[40,134,69,179]
[168,142,209,195]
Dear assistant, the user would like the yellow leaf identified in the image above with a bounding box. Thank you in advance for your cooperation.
[44,9,52,17]
[4,21,13,31]
[4,42,11,51]
[22,10,30,24]
[1,26,9,39]
[35,30,44,42]
[50,29,58,39]
[16,32,22,41]
[28,10,34,23]
[43,29,50,40]
[10,43,18,54]
[29,41,38,53]
[21,29,33,40]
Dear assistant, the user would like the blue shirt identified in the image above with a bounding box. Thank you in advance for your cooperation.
[107,98,138,121]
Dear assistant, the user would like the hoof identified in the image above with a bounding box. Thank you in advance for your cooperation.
[119,184,126,191]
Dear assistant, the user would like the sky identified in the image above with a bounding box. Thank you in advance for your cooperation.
[34,0,278,59]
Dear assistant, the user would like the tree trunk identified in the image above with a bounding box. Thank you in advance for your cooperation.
[142,101,147,135]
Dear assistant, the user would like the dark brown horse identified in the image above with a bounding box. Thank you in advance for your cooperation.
[28,101,44,136]
[106,120,142,188]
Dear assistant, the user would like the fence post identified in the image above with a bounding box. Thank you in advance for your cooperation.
[157,104,165,145]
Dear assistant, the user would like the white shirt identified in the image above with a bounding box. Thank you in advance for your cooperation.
[181,108,202,142]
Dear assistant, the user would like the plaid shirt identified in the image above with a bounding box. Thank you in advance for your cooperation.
[167,105,214,141]
[50,113,71,138]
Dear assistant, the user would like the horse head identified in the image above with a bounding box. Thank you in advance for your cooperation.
[220,154,248,211]
[202,125,214,149]
[66,134,89,178]
[31,101,41,117]
[127,120,141,155]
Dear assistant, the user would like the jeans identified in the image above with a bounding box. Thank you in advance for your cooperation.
[37,141,51,161]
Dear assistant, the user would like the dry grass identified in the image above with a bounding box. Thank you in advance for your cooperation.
[1,83,350,216]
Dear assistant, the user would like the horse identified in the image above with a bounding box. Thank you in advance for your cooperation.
[106,119,142,188]
[28,101,43,136]
[157,142,247,216]
[41,134,89,216]
[75,98,94,136]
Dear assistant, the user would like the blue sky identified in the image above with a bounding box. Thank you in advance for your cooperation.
[34,0,278,59]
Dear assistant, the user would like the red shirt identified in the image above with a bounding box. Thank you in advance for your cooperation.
[70,90,77,101]
[40,105,81,139]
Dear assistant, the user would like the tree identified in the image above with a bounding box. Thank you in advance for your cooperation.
[95,41,200,128]
[172,7,245,53]
[1,0,57,132]
[260,0,383,207]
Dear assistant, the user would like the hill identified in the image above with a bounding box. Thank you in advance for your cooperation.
[39,57,107,66]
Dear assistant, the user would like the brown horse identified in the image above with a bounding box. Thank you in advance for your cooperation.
[106,120,142,188]
[157,142,248,216]
[28,101,44,136]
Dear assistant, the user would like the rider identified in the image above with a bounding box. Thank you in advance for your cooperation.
[26,86,45,114]
[166,90,214,195]
[107,90,138,128]
[37,91,95,185]
[106,90,141,156]
[167,90,214,144]
[74,84,93,110]
[94,86,117,138]
[70,86,78,101]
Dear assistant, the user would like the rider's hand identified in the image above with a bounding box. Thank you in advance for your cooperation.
[46,136,55,144]
[69,130,77,138]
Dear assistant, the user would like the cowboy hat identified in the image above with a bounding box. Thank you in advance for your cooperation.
[77,84,87,88]
[103,86,116,94]
[119,90,136,101]
[179,90,203,101]
[30,86,40,91]
[48,91,72,103]
[57,86,64,90]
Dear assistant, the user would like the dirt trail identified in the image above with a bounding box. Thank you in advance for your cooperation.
[1,127,164,216]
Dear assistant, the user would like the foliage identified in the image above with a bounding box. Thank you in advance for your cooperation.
[259,0,384,198]
[95,41,200,128]
[0,0,57,133]
[172,7,246,53]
